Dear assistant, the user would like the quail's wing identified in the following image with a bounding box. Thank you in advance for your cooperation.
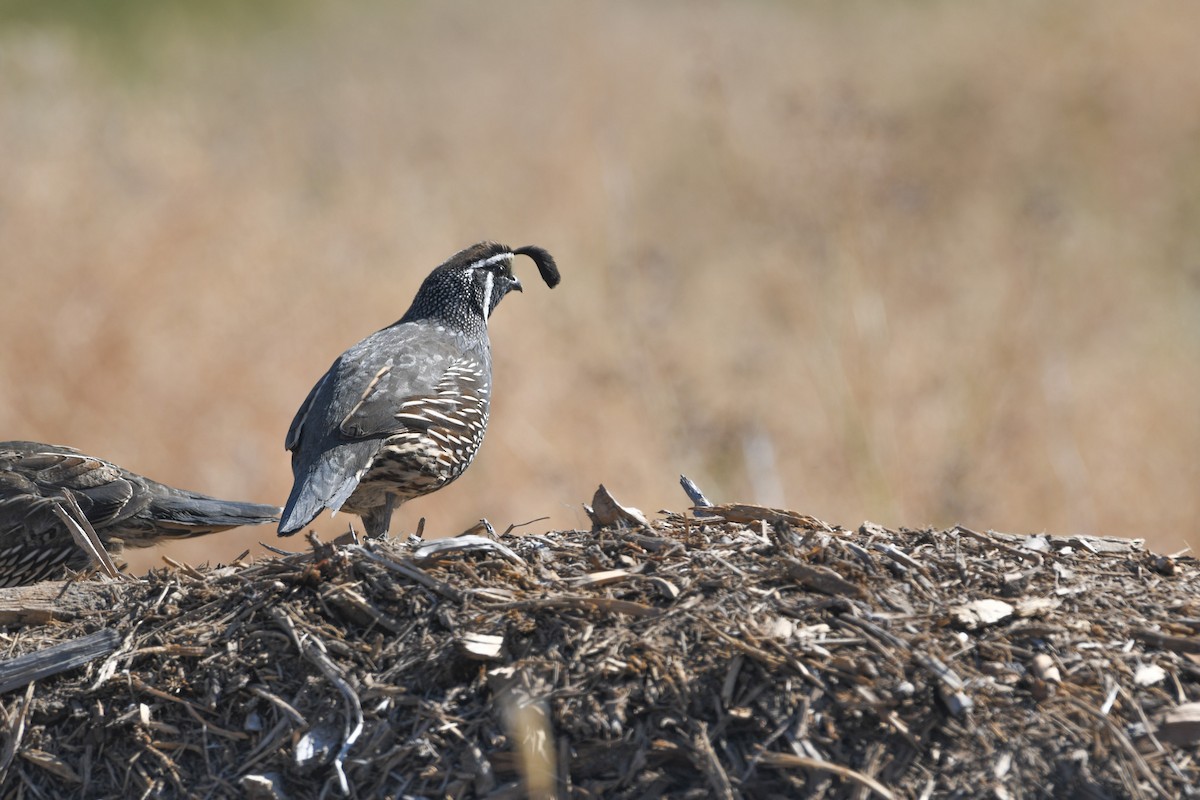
[0,474,89,584]
[282,328,425,453]
[306,325,480,443]
[284,371,328,453]
[339,359,488,442]
[2,448,142,529]
[0,471,67,538]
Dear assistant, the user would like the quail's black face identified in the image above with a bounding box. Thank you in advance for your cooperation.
[470,256,522,324]
[422,251,521,329]
[401,241,557,332]
[405,246,514,328]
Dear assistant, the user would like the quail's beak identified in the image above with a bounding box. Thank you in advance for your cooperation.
[509,276,523,293]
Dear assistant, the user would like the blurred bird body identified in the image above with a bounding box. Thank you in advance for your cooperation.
[279,241,559,538]
[0,441,281,586]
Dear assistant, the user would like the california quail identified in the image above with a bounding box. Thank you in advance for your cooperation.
[0,441,281,587]
[278,241,560,538]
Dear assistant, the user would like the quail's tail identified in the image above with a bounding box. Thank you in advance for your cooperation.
[277,493,317,537]
[278,476,344,537]
[278,471,338,537]
[146,488,281,537]
[278,448,368,537]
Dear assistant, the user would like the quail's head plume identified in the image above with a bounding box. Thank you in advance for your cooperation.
[0,441,281,587]
[279,241,560,539]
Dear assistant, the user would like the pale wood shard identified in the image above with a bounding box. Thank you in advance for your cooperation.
[1154,702,1200,747]
[458,632,505,660]
[1030,653,1061,683]
[588,485,651,529]
[1135,664,1167,687]
[692,720,735,800]
[240,772,289,800]
[1014,597,1060,618]
[647,576,680,600]
[951,599,1015,630]
[413,534,523,565]
[569,568,634,588]
[0,581,126,625]
[160,555,206,580]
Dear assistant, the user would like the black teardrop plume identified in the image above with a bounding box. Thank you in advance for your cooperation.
[513,245,561,288]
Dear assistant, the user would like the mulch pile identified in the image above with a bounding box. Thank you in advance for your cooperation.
[0,491,1197,799]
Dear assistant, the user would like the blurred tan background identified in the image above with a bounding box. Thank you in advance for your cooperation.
[0,0,1196,573]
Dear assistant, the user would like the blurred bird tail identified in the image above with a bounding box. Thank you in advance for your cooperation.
[148,491,281,535]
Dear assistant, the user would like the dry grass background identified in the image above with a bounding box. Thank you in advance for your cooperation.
[0,0,1196,574]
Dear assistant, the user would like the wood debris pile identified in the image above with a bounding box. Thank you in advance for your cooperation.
[0,499,1197,799]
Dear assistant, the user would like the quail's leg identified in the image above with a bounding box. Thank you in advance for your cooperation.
[361,494,396,539]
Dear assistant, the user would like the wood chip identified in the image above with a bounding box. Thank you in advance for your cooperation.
[1134,664,1167,687]
[783,560,866,599]
[701,503,829,529]
[587,485,651,529]
[1030,654,1061,683]
[647,576,680,600]
[1014,597,1060,618]
[570,569,634,588]
[458,632,505,660]
[240,772,289,800]
[0,628,121,694]
[1133,628,1200,654]
[1154,702,1200,747]
[413,534,523,565]
[0,582,125,625]
[951,599,1015,630]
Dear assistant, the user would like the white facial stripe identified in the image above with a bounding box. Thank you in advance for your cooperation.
[481,271,495,322]
[467,252,513,271]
